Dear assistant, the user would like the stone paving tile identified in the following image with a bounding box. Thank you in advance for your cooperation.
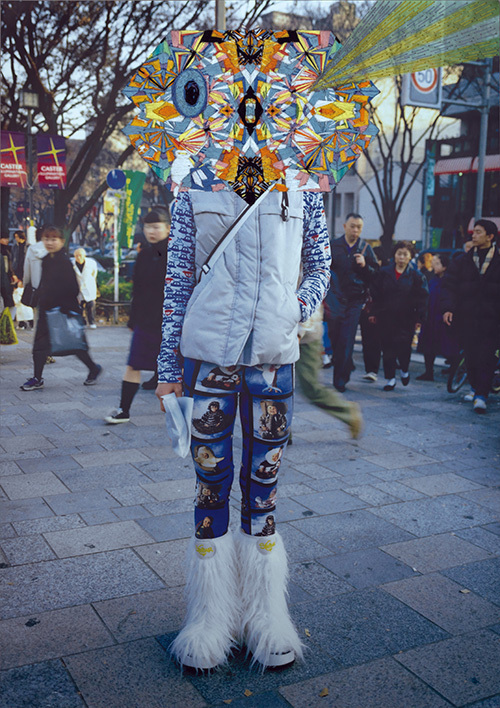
[0,497,54,523]
[369,495,498,537]
[141,478,196,502]
[44,520,154,557]
[294,462,342,480]
[321,458,386,476]
[0,460,22,477]
[300,476,348,492]
[64,638,206,708]
[1,471,70,500]
[372,480,426,501]
[402,473,485,497]
[318,548,419,589]
[157,631,341,706]
[136,511,193,542]
[16,454,83,473]
[0,605,114,670]
[353,435,416,455]
[290,560,354,598]
[0,550,165,620]
[54,463,151,492]
[294,489,368,515]
[0,659,86,708]
[464,696,500,708]
[380,533,494,573]
[79,508,119,525]
[134,538,190,587]
[340,484,400,506]
[71,448,150,468]
[0,523,16,540]
[93,587,185,641]
[363,450,438,469]
[12,514,85,536]
[459,488,500,513]
[279,656,453,708]
[111,505,152,521]
[453,467,500,488]
[134,458,194,482]
[455,527,500,555]
[143,497,195,516]
[0,449,44,463]
[443,558,500,605]
[1,535,56,565]
[290,590,448,667]
[383,573,500,635]
[278,523,332,562]
[484,522,500,537]
[396,630,500,707]
[218,691,291,708]
[44,488,119,516]
[291,510,415,554]
[0,434,55,453]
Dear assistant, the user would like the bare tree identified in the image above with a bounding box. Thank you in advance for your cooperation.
[1,0,274,235]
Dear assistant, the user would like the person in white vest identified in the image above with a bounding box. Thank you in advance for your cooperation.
[155,187,331,672]
[73,248,98,328]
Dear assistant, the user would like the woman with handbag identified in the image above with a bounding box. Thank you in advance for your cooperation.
[20,225,102,391]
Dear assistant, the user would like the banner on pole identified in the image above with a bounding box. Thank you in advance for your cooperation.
[0,132,27,187]
[37,135,66,189]
[118,170,146,249]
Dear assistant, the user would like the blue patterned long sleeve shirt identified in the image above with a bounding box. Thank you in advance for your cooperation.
[157,191,331,383]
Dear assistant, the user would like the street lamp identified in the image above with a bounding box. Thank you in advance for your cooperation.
[19,89,39,237]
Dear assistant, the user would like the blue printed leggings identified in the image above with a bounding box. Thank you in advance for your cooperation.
[183,359,293,539]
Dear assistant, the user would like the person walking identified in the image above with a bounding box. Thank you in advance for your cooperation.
[324,213,378,392]
[371,240,429,391]
[360,245,385,383]
[73,248,98,328]
[11,231,27,281]
[441,219,500,413]
[416,253,459,381]
[296,304,363,438]
[155,188,330,672]
[104,209,169,423]
[20,226,102,391]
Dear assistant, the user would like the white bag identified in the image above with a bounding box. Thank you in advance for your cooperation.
[162,394,194,458]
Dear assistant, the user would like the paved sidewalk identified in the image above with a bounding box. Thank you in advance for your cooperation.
[1,326,499,708]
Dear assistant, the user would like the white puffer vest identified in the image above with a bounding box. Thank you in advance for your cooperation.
[180,189,304,367]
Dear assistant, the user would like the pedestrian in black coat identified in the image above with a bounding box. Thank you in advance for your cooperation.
[20,226,102,391]
[372,240,428,391]
[323,213,378,392]
[105,208,170,424]
[441,219,500,412]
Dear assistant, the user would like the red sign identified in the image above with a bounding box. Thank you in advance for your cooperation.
[0,132,27,187]
[37,134,66,189]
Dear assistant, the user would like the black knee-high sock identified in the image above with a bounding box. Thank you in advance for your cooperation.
[119,381,139,414]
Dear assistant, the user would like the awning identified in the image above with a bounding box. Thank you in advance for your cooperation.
[434,154,500,175]
[467,216,500,233]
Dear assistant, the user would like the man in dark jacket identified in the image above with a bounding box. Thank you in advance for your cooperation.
[324,213,378,391]
[441,219,500,413]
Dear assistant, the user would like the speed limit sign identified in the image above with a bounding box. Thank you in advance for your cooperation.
[402,68,442,108]
[412,69,438,93]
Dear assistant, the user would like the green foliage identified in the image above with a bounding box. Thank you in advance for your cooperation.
[98,279,133,302]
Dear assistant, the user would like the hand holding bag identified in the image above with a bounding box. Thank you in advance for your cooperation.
[45,307,89,355]
[162,393,194,458]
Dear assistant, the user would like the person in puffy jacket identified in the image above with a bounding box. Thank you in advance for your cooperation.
[154,188,330,673]
[371,240,428,391]
[441,219,500,413]
[19,226,102,391]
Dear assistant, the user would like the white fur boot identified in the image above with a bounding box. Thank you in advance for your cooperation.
[236,530,303,669]
[171,531,240,671]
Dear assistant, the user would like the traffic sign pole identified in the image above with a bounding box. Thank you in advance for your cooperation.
[106,170,127,325]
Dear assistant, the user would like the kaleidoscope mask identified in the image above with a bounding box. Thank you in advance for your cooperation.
[123,29,379,204]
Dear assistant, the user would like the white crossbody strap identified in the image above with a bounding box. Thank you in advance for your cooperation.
[199,183,275,282]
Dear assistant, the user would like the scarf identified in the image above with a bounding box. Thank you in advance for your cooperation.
[472,245,495,275]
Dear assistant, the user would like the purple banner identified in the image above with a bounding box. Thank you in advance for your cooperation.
[37,134,66,189]
[0,132,27,188]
